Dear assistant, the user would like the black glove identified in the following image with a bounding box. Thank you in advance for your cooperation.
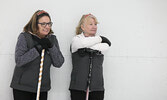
[32,35,43,54]
[32,35,53,51]
[32,34,41,43]
[34,44,43,55]
[78,48,87,57]
[100,36,111,46]
[78,48,101,57]
[32,35,53,49]
[39,38,53,49]
[85,48,101,55]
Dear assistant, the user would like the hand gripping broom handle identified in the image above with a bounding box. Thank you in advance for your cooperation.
[36,49,45,100]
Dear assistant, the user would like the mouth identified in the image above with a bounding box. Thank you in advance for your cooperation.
[43,29,49,32]
[91,30,96,32]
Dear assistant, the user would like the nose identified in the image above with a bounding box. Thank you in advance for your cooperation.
[93,25,97,29]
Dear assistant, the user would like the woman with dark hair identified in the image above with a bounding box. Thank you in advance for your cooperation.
[10,10,64,100]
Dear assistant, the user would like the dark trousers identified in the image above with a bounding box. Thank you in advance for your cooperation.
[13,89,47,100]
[70,90,104,100]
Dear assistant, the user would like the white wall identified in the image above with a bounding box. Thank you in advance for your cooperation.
[0,0,167,100]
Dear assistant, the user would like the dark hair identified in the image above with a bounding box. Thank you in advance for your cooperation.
[24,10,53,35]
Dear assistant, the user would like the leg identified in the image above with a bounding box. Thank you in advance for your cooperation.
[32,91,48,100]
[40,92,48,100]
[70,90,86,100]
[89,91,104,100]
[13,89,33,100]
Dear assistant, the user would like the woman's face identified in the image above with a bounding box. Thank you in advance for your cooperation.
[37,16,51,38]
[81,18,97,36]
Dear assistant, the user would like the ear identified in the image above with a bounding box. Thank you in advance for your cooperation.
[81,24,84,31]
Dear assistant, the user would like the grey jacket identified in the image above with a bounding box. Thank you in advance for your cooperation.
[69,50,104,92]
[10,32,64,93]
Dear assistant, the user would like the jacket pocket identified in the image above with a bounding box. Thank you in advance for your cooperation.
[19,67,38,88]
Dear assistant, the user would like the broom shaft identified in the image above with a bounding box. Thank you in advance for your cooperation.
[36,49,45,100]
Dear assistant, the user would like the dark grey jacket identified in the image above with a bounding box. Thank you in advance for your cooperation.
[10,32,64,93]
[69,50,104,92]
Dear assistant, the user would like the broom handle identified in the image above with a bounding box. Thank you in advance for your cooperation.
[86,87,89,100]
[86,54,93,100]
[36,49,45,100]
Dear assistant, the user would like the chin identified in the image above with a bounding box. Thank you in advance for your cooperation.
[91,33,96,36]
[42,32,49,35]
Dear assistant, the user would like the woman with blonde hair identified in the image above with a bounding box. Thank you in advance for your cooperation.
[10,10,64,100]
[69,13,111,100]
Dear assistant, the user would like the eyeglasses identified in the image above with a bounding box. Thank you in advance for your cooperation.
[38,22,53,27]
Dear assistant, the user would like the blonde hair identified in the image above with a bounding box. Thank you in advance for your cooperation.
[76,14,98,35]
[24,10,53,35]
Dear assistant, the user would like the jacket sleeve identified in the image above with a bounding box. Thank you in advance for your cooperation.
[90,43,110,53]
[48,35,64,68]
[71,35,102,53]
[15,33,39,67]
[90,36,111,53]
